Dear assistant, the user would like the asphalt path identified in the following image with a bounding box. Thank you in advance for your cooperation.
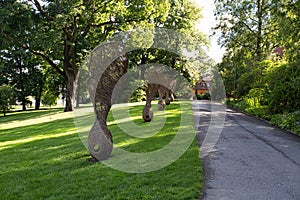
[193,100,300,200]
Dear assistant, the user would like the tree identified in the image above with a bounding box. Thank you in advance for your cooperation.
[42,66,65,107]
[264,61,300,113]
[0,0,170,112]
[215,0,300,117]
[215,0,275,60]
[270,0,300,62]
[0,85,14,116]
[214,0,278,98]
[0,48,45,110]
[128,0,209,83]
[42,91,57,108]
[28,63,45,110]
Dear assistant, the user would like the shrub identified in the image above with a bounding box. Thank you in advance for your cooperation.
[0,85,14,116]
[196,92,210,100]
[130,87,146,102]
[42,91,57,107]
[265,62,300,114]
[270,112,300,135]
[245,106,270,120]
[128,80,147,103]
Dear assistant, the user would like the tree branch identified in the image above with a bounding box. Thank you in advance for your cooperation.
[29,0,53,21]
[231,13,255,33]
[26,47,65,78]
[90,16,150,28]
[62,25,73,41]
[1,29,65,78]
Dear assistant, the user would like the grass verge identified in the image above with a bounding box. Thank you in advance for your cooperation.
[0,101,203,199]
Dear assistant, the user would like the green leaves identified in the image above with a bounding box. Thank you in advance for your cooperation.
[1,0,209,111]
[265,62,300,113]
[215,0,275,61]
[272,0,300,62]
[0,84,14,116]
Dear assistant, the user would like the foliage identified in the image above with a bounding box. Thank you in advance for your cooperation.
[214,0,274,62]
[41,67,64,107]
[0,0,172,111]
[130,87,146,102]
[0,0,209,112]
[0,48,45,110]
[271,0,300,62]
[41,91,57,107]
[264,62,300,113]
[216,0,300,135]
[226,98,300,135]
[210,66,226,101]
[0,102,203,199]
[129,80,147,103]
[270,111,300,135]
[245,106,270,120]
[196,92,210,100]
[0,85,14,116]
[127,0,208,84]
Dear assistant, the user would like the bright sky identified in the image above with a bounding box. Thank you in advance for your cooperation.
[194,0,225,63]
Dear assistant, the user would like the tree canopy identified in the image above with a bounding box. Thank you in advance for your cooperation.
[214,0,300,114]
[1,0,208,111]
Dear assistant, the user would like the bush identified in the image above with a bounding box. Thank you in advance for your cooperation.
[234,99,248,110]
[128,80,147,103]
[42,92,57,107]
[270,114,283,126]
[245,106,270,120]
[265,62,300,114]
[196,92,210,100]
[270,111,300,135]
[130,87,146,103]
[0,85,14,116]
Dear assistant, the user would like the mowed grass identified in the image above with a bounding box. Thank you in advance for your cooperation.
[0,101,203,199]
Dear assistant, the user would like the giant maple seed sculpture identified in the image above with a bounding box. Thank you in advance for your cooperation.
[87,42,175,161]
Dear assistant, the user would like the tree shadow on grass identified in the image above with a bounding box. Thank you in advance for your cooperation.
[0,108,64,123]
[0,126,200,200]
[0,118,75,145]
[0,102,201,200]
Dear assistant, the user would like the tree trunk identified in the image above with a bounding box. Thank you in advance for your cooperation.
[21,83,26,111]
[22,97,26,111]
[35,84,43,110]
[35,97,41,110]
[141,52,148,80]
[64,73,78,112]
[63,33,80,112]
[256,0,263,60]
[76,71,81,108]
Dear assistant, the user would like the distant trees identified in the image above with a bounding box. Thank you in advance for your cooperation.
[0,49,44,110]
[214,0,300,114]
[129,0,209,83]
[1,0,209,112]
[0,85,14,116]
[0,47,64,112]
[0,0,172,112]
[272,0,300,62]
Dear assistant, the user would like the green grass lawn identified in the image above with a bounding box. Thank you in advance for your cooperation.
[0,101,203,199]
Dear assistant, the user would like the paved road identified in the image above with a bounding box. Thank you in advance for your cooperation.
[193,100,300,200]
